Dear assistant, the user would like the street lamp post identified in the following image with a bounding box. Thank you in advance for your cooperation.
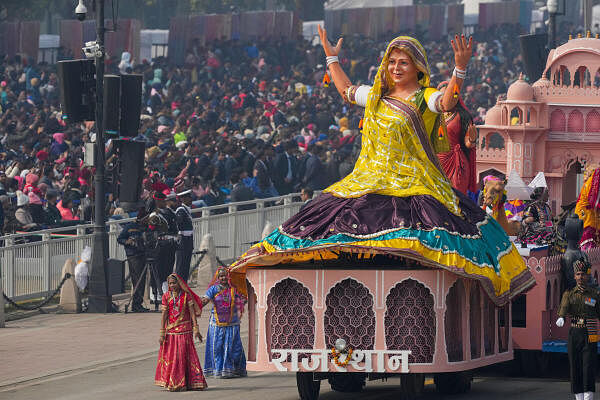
[547,0,558,49]
[87,0,111,313]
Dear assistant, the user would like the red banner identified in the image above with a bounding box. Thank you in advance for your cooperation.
[60,19,141,61]
[325,4,463,41]
[0,21,40,61]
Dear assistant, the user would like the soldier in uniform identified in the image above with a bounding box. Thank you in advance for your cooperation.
[557,259,600,400]
[175,189,194,282]
[116,209,149,313]
[153,192,178,295]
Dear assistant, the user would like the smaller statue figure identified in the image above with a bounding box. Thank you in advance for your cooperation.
[436,81,477,197]
[481,176,520,236]
[519,186,554,245]
[575,165,600,250]
[561,214,589,292]
[557,259,600,400]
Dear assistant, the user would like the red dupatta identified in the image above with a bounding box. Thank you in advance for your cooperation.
[169,273,203,317]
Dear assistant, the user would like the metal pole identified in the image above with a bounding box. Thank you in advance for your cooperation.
[0,269,5,328]
[583,0,590,34]
[549,12,556,49]
[88,0,111,313]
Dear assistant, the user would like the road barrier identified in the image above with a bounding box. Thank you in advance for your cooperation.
[0,193,305,302]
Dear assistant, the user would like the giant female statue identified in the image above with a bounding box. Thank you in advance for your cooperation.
[230,29,534,305]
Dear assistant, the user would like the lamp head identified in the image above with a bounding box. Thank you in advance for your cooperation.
[547,0,558,14]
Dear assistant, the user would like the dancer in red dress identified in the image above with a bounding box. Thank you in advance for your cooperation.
[155,273,207,391]
[436,81,477,197]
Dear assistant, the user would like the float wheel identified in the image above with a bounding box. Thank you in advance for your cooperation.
[434,371,473,394]
[328,372,366,392]
[296,372,321,400]
[400,373,425,398]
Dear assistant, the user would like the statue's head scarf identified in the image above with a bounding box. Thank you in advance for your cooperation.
[374,36,431,102]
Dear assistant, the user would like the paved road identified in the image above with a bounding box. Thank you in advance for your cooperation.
[0,356,576,400]
[0,295,578,400]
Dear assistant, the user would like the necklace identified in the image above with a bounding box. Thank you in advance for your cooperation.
[171,291,181,313]
[388,87,421,102]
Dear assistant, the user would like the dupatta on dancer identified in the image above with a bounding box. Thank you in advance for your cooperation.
[155,273,207,391]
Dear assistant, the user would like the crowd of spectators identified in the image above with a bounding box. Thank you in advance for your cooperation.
[0,23,530,234]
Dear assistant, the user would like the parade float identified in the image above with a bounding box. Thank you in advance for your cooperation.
[224,34,544,399]
[476,34,600,368]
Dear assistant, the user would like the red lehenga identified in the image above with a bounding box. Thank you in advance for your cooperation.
[155,275,207,391]
[437,101,477,196]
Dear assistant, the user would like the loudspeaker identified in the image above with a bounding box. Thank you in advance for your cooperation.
[103,75,121,136]
[119,74,143,137]
[57,59,96,122]
[114,139,145,204]
[519,34,549,81]
[107,258,125,295]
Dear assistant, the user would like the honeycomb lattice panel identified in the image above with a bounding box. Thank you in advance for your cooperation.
[324,278,375,349]
[445,280,464,362]
[385,279,435,363]
[266,278,315,353]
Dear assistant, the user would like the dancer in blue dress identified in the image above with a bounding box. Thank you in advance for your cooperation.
[201,267,247,378]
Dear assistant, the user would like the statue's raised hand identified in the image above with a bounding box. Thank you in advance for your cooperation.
[451,34,473,71]
[318,25,343,57]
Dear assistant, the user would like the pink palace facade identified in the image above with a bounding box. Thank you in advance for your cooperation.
[477,36,600,214]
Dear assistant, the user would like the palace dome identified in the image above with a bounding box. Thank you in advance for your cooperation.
[506,73,534,102]
[485,99,503,126]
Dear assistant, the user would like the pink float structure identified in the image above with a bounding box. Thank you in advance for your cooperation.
[244,263,513,397]
[477,35,600,215]
[477,35,600,361]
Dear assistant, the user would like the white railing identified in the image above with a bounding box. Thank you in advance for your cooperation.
[1,193,306,301]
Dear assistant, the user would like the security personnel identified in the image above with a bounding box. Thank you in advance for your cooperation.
[116,209,149,313]
[175,189,194,282]
[154,192,178,294]
[557,259,600,400]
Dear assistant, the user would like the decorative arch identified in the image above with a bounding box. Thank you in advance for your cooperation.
[562,159,584,216]
[560,66,571,86]
[510,107,523,125]
[325,278,375,350]
[478,169,505,188]
[385,279,436,363]
[595,68,600,88]
[247,279,258,361]
[445,280,465,362]
[266,278,315,358]
[487,132,505,149]
[573,66,591,88]
[527,107,538,126]
[568,110,584,132]
[586,110,600,132]
[550,109,566,131]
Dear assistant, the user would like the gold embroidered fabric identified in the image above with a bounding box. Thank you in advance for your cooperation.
[324,96,460,216]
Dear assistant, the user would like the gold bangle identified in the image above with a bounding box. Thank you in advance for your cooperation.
[193,326,199,332]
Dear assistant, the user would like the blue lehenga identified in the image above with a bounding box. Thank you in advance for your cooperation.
[204,284,247,378]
